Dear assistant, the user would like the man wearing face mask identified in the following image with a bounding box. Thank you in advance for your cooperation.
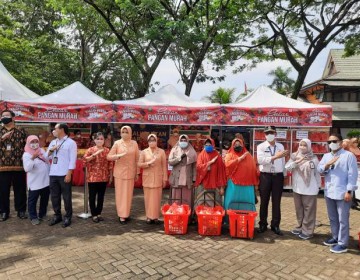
[47,123,77,228]
[257,126,289,235]
[0,109,28,221]
[318,134,358,254]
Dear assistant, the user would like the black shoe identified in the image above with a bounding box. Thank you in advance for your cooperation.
[97,215,104,222]
[17,211,27,219]
[271,226,283,236]
[125,217,131,222]
[257,225,267,233]
[119,218,127,225]
[0,213,9,222]
[62,218,71,228]
[48,216,62,226]
[92,216,99,223]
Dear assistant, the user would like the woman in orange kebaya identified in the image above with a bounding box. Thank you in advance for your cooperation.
[138,134,168,224]
[107,126,139,225]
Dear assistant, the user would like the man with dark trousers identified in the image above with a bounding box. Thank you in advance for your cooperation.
[47,123,77,228]
[257,126,289,235]
[0,109,27,221]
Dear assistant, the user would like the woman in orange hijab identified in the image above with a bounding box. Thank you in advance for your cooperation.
[224,138,259,211]
[194,138,227,207]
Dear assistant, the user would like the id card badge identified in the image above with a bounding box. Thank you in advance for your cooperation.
[6,144,12,151]
[53,157,58,164]
[270,166,275,173]
[309,161,315,169]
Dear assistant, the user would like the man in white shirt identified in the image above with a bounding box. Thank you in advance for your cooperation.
[47,123,77,228]
[257,126,289,235]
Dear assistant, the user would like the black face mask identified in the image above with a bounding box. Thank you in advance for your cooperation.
[234,146,242,152]
[1,117,12,124]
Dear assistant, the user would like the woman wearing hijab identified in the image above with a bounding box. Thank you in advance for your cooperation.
[22,135,50,225]
[194,138,227,207]
[224,138,259,212]
[83,132,113,223]
[348,137,360,208]
[138,134,168,224]
[285,138,321,240]
[168,135,197,209]
[107,126,140,224]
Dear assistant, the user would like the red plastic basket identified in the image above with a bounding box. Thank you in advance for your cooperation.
[227,210,258,239]
[161,204,191,235]
[195,205,225,236]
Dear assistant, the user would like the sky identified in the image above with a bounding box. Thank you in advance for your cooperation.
[151,43,343,101]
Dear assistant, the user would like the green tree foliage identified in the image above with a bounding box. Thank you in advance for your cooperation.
[0,0,79,95]
[202,87,235,104]
[268,67,295,95]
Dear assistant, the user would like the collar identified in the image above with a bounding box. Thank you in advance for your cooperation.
[58,135,68,142]
[331,148,343,156]
[264,141,278,148]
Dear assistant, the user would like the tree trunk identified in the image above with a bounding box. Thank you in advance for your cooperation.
[291,66,309,99]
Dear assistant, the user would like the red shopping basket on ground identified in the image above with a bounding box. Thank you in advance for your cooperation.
[227,210,257,239]
[161,204,191,235]
[195,205,225,236]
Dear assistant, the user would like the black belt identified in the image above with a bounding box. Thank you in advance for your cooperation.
[261,172,283,176]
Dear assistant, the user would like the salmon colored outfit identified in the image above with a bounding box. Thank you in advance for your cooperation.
[138,134,168,220]
[107,126,139,219]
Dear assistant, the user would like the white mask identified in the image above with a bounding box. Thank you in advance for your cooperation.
[179,142,188,149]
[265,134,275,142]
[329,142,340,151]
[30,143,39,150]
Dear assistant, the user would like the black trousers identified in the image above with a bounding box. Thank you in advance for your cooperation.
[258,172,284,228]
[28,187,50,220]
[88,182,107,216]
[49,176,72,219]
[0,171,27,215]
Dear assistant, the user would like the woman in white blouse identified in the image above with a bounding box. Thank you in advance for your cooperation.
[285,138,321,240]
[23,135,50,225]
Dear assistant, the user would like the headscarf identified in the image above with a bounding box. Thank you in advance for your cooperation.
[195,138,227,189]
[120,125,132,143]
[225,138,259,186]
[170,134,197,165]
[290,138,316,186]
[24,135,47,162]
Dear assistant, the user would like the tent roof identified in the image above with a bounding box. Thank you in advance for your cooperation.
[226,85,331,109]
[0,61,40,100]
[114,85,216,107]
[30,82,111,104]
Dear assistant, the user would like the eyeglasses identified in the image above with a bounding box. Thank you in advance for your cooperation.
[327,140,339,144]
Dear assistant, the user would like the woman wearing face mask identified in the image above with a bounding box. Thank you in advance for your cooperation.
[194,138,227,208]
[224,139,259,213]
[285,139,321,240]
[22,135,50,225]
[107,126,140,224]
[138,134,168,224]
[168,135,197,210]
[83,132,113,223]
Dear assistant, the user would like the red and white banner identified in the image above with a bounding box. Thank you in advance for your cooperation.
[0,101,332,127]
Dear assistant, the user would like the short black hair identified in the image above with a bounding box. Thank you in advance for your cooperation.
[330,133,343,141]
[57,123,69,135]
[1,109,15,117]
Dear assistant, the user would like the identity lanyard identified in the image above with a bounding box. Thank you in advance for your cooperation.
[268,145,276,157]
[54,138,67,156]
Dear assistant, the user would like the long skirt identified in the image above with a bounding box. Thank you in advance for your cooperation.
[194,184,222,208]
[114,178,134,218]
[170,185,193,210]
[143,186,162,220]
[224,179,256,211]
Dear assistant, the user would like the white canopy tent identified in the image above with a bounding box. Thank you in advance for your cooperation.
[29,81,111,104]
[0,61,40,101]
[228,85,331,109]
[114,84,217,107]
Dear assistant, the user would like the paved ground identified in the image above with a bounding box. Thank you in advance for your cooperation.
[0,187,359,280]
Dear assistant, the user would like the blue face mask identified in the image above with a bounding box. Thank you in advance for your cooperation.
[204,146,214,153]
[179,142,188,149]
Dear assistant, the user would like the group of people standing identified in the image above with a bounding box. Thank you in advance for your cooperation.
[0,110,358,254]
